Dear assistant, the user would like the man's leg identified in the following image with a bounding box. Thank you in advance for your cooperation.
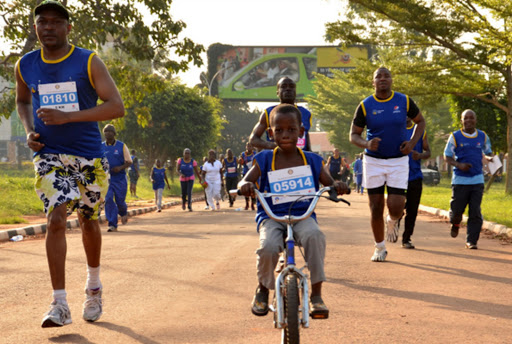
[368,192,386,243]
[402,179,422,245]
[466,184,484,246]
[46,204,69,291]
[181,181,187,209]
[115,180,128,223]
[187,180,194,210]
[450,184,469,238]
[105,186,118,229]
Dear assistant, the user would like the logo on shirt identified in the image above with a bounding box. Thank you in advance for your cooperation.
[393,105,401,113]
[372,109,384,115]
[288,169,294,175]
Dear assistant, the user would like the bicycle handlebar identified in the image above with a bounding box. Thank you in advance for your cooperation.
[229,186,350,224]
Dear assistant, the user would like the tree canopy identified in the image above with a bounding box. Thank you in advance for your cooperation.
[325,0,512,193]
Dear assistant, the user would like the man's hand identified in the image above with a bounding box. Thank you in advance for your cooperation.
[456,162,472,171]
[333,181,349,195]
[36,108,71,125]
[367,137,381,151]
[400,141,414,155]
[27,131,45,152]
[411,150,421,160]
[239,181,255,197]
[111,166,123,173]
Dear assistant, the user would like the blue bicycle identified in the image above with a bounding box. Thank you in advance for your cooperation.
[232,186,350,344]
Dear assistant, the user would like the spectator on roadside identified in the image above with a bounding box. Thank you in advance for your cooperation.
[444,109,493,249]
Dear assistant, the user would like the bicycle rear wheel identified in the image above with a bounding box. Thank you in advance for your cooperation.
[283,274,300,344]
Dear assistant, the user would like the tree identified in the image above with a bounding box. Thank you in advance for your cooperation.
[0,0,204,119]
[325,0,512,193]
[120,81,222,166]
[217,100,260,155]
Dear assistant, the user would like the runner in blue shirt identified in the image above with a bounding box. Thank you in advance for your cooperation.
[151,159,171,212]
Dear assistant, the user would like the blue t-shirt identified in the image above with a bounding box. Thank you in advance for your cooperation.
[406,124,426,181]
[264,105,312,150]
[328,156,341,176]
[152,167,166,190]
[241,151,256,175]
[102,140,126,182]
[224,158,238,178]
[18,45,102,158]
[179,158,195,177]
[444,129,492,185]
[253,148,324,230]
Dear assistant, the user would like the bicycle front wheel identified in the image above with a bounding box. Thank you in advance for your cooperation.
[283,274,300,344]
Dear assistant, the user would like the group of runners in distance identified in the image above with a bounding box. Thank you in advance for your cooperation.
[15,0,494,329]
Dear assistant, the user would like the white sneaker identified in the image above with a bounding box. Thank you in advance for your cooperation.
[386,215,399,243]
[41,300,72,328]
[83,287,103,322]
[204,206,209,210]
[371,246,388,262]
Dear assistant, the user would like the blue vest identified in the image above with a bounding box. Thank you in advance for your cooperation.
[406,124,425,181]
[152,167,166,189]
[103,140,126,180]
[179,158,195,177]
[361,91,408,159]
[224,158,238,178]
[329,156,341,175]
[18,45,102,158]
[242,151,255,175]
[452,129,487,177]
[254,148,323,229]
[264,105,312,150]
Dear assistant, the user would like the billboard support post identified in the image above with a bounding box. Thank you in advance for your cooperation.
[201,67,226,97]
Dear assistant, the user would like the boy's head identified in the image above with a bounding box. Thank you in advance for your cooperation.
[268,104,304,149]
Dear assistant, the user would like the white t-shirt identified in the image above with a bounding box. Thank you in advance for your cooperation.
[203,160,222,183]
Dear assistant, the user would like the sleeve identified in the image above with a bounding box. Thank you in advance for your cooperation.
[352,103,366,128]
[443,134,456,157]
[407,97,420,119]
[484,133,492,155]
[193,160,198,167]
[123,144,133,163]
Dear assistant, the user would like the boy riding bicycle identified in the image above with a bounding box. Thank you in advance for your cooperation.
[238,104,349,319]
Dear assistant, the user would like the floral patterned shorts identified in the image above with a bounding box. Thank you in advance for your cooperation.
[34,154,110,220]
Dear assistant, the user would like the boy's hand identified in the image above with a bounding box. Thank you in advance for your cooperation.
[239,181,255,197]
[333,181,349,195]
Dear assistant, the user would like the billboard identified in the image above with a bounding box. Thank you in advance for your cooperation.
[210,45,369,101]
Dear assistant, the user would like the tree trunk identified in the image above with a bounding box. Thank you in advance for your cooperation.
[506,65,512,194]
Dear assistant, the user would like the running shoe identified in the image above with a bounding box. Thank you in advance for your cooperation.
[402,241,415,249]
[41,300,72,328]
[107,226,117,232]
[386,215,399,243]
[371,246,388,262]
[450,224,459,238]
[204,205,209,210]
[121,215,128,225]
[83,287,103,322]
[465,242,478,250]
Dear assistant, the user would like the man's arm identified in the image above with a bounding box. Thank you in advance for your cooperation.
[15,60,44,152]
[35,55,125,125]
[304,131,311,151]
[249,112,277,150]
[411,131,431,161]
[401,113,426,155]
[112,144,132,173]
[444,134,472,171]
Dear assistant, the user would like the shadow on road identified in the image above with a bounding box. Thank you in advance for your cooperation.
[92,321,162,344]
[415,248,512,265]
[328,277,512,320]
[49,333,96,344]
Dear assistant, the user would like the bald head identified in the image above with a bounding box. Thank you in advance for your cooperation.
[461,109,477,133]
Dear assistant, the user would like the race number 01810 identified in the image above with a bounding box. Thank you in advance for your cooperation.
[41,92,76,105]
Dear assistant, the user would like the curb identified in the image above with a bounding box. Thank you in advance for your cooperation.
[0,196,205,243]
[418,204,512,239]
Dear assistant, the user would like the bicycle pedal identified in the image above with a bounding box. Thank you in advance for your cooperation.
[310,313,329,320]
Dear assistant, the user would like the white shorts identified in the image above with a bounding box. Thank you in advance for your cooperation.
[363,155,409,190]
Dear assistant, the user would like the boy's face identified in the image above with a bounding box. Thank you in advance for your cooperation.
[269,111,304,151]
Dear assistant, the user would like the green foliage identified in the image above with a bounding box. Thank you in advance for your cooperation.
[205,43,234,96]
[217,100,260,155]
[325,0,512,193]
[0,0,204,118]
[119,81,223,165]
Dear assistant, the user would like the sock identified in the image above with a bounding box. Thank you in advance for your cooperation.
[86,265,101,290]
[375,240,386,249]
[53,289,67,303]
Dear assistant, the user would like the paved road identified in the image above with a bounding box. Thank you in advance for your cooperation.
[1,194,511,344]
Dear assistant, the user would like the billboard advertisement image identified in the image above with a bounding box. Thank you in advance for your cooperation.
[210,45,369,101]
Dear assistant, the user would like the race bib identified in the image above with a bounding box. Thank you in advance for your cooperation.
[227,167,236,173]
[268,165,315,205]
[297,135,306,149]
[39,81,80,112]
[246,160,253,169]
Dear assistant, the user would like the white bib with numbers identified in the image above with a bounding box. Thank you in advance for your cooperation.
[267,165,315,205]
[38,81,80,112]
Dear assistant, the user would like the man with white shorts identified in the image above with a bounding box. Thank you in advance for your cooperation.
[350,67,426,262]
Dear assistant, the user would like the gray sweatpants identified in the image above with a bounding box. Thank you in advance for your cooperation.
[256,217,326,290]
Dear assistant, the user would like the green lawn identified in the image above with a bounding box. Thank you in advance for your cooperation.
[0,163,203,225]
[421,176,512,228]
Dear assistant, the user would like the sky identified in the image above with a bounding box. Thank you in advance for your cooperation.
[170,0,345,89]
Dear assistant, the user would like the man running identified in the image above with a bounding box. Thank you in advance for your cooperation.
[350,67,425,262]
[249,77,312,151]
[15,0,124,327]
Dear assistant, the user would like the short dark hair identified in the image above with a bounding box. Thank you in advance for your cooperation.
[269,104,302,127]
